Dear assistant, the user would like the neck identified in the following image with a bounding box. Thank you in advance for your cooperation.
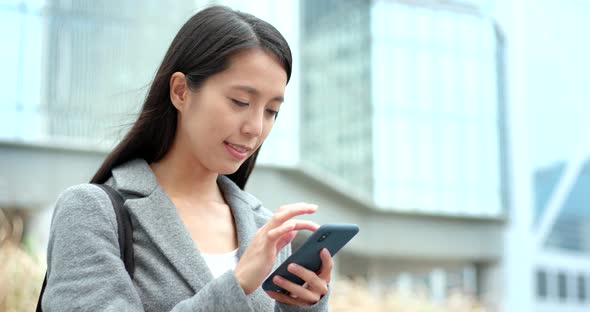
[150,148,222,204]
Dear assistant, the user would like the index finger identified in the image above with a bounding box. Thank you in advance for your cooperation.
[317,248,333,283]
[268,203,318,229]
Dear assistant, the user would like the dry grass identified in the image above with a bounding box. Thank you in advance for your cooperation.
[0,242,44,312]
[0,210,44,312]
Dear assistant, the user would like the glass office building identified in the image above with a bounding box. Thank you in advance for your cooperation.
[1,0,196,145]
[535,160,590,254]
[43,0,199,144]
[300,0,374,196]
[533,159,590,305]
[1,0,300,162]
[300,0,505,216]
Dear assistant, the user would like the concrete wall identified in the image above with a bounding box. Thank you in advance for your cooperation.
[0,140,108,252]
[248,165,504,262]
[0,141,107,210]
[1,141,503,261]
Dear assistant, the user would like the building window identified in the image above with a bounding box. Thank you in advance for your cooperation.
[578,274,587,302]
[541,159,590,254]
[557,272,567,301]
[536,269,548,299]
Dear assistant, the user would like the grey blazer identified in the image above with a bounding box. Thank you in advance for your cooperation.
[43,159,329,311]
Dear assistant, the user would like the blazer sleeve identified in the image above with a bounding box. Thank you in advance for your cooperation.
[42,184,256,312]
[43,184,144,311]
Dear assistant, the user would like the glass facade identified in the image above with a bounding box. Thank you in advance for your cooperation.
[0,0,196,146]
[0,0,300,164]
[535,159,590,254]
[534,162,566,225]
[300,0,504,216]
[300,0,374,195]
[43,0,199,144]
[0,0,45,140]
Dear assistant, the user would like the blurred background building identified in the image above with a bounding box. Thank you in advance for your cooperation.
[300,0,504,215]
[1,0,589,311]
[42,0,197,144]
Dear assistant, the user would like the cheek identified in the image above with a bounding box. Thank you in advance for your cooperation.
[261,119,276,139]
[177,111,212,151]
[181,112,204,135]
[184,102,222,134]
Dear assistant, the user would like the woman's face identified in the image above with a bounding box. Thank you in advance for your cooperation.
[173,48,287,175]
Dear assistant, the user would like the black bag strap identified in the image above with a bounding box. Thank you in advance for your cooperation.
[96,184,135,277]
[36,183,134,311]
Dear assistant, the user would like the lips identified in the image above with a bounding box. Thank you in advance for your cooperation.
[224,141,253,160]
[225,142,252,153]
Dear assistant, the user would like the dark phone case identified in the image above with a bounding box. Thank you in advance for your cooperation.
[262,223,359,293]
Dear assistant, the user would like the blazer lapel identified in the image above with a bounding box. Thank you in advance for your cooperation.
[125,189,213,292]
[217,176,274,308]
[110,160,269,296]
[111,159,212,293]
[217,175,260,259]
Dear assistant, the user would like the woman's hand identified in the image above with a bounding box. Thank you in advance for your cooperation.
[264,248,332,305]
[233,203,320,295]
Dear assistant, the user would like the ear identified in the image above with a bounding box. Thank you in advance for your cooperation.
[169,72,188,111]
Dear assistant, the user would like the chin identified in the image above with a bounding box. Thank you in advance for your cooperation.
[215,162,244,175]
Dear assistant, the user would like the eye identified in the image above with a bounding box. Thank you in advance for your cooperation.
[266,109,279,118]
[232,99,249,107]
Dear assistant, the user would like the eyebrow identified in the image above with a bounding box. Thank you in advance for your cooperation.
[231,85,284,103]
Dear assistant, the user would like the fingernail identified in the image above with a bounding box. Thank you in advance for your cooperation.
[289,263,299,271]
[274,276,283,283]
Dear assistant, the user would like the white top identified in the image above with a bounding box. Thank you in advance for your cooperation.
[201,248,239,279]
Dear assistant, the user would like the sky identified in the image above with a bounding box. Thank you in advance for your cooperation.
[521,0,590,169]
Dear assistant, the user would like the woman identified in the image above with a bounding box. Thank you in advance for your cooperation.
[41,5,332,311]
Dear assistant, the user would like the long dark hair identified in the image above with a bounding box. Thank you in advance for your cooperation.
[90,5,292,189]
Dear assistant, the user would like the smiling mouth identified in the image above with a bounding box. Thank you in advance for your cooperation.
[225,142,252,153]
[224,141,254,160]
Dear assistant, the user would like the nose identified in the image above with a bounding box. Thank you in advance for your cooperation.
[241,109,264,138]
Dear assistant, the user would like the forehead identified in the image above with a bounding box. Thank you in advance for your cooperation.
[207,48,288,97]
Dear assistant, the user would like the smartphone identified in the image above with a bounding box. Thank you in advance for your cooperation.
[262,223,359,293]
